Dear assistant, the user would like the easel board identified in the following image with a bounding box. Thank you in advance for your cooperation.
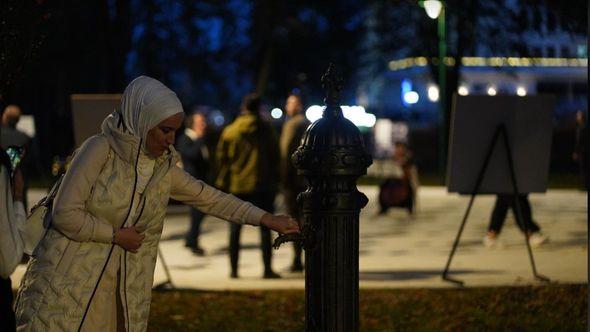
[71,94,121,147]
[446,95,554,194]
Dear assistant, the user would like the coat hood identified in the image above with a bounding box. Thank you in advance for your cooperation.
[100,111,180,166]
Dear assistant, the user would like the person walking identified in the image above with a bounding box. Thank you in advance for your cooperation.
[14,77,298,331]
[483,194,548,248]
[176,111,210,255]
[216,93,282,279]
[279,93,309,272]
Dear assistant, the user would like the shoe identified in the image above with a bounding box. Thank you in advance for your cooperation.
[528,232,548,247]
[230,271,238,279]
[191,247,206,256]
[185,243,206,256]
[483,235,501,248]
[263,270,281,279]
[290,262,304,272]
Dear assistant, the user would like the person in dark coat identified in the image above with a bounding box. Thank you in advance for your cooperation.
[1,105,32,211]
[216,93,282,279]
[1,105,30,150]
[279,93,309,272]
[176,112,210,255]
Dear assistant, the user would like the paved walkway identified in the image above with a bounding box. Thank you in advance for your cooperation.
[11,186,587,290]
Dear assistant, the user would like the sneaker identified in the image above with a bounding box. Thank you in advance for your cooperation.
[483,235,497,248]
[263,270,281,279]
[483,235,504,249]
[528,232,548,247]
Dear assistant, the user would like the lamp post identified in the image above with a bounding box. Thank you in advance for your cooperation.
[422,0,446,178]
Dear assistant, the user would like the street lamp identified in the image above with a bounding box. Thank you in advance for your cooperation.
[420,0,446,179]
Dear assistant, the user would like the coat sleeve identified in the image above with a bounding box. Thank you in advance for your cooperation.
[0,166,25,278]
[214,133,230,190]
[51,136,114,243]
[170,166,266,226]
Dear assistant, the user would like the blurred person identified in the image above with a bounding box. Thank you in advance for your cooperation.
[216,93,282,279]
[0,148,26,332]
[377,142,419,215]
[1,105,30,150]
[483,195,548,248]
[279,93,309,272]
[572,110,589,190]
[176,111,210,255]
[1,105,32,210]
[14,76,299,331]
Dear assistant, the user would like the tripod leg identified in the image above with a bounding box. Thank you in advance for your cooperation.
[512,197,550,282]
[443,126,504,286]
[501,127,550,283]
[442,193,476,286]
[155,246,176,289]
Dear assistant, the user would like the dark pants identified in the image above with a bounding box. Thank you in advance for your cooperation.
[0,277,15,331]
[488,194,540,234]
[230,192,275,275]
[185,207,205,247]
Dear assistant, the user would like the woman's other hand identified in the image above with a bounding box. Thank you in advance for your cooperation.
[113,226,145,253]
[260,213,300,234]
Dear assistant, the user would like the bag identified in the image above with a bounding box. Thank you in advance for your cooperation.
[18,174,64,255]
[378,178,410,208]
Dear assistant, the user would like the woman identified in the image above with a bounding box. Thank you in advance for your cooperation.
[14,76,299,331]
[377,142,419,215]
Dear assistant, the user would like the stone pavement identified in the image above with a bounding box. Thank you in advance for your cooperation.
[11,186,587,290]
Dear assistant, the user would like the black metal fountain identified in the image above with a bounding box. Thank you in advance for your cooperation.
[274,64,372,331]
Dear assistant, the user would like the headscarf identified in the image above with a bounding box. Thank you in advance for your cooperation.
[119,76,183,193]
[120,76,183,143]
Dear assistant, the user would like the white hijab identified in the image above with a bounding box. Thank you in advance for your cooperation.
[120,75,183,143]
[120,76,183,193]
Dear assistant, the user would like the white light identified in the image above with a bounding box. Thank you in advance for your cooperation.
[211,110,225,126]
[516,86,527,96]
[365,113,377,127]
[423,0,443,19]
[16,115,36,138]
[305,105,324,122]
[305,105,376,127]
[270,108,283,119]
[427,85,439,102]
[487,86,497,96]
[403,91,419,104]
[458,86,469,96]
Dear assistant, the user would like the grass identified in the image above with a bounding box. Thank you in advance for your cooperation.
[148,284,587,331]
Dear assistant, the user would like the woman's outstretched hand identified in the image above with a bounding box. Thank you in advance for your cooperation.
[113,226,145,253]
[260,213,300,234]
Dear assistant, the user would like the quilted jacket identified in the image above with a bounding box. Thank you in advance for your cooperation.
[14,113,266,331]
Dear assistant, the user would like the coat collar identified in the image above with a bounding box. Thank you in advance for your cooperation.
[100,112,180,166]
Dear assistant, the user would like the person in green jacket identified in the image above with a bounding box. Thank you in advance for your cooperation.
[216,93,282,279]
